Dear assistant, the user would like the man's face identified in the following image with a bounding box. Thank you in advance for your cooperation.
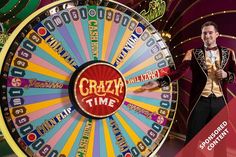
[201,25,219,47]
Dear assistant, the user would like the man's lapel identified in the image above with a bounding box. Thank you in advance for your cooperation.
[193,48,208,77]
[219,46,230,69]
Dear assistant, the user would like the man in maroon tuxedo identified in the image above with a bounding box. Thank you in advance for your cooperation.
[142,21,236,143]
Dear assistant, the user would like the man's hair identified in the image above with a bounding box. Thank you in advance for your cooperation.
[201,21,218,32]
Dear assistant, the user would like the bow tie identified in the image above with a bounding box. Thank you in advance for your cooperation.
[205,46,218,51]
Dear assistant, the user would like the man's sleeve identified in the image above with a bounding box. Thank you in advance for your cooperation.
[225,49,236,83]
[157,49,192,87]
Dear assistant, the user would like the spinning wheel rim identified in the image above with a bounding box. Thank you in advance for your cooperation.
[0,1,70,156]
[0,0,178,156]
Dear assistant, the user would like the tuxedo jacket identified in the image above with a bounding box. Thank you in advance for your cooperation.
[159,46,236,121]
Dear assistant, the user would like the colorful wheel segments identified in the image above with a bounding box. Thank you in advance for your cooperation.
[0,0,178,157]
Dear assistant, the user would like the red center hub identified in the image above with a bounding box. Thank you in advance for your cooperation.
[73,62,126,118]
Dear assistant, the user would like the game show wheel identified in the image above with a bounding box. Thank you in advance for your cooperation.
[0,0,178,157]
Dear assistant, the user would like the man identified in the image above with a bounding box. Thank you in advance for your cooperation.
[142,21,236,143]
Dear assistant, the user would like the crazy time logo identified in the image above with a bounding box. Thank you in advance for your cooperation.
[73,63,126,118]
